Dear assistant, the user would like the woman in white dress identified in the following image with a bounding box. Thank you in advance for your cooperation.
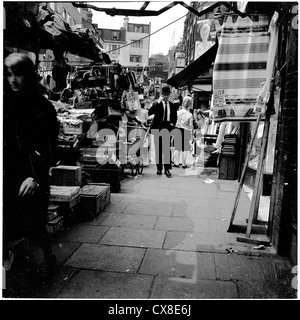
[173,96,194,168]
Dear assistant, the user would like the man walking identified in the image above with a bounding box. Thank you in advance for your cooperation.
[148,86,177,178]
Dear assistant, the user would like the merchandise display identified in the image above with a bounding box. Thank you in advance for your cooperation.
[49,62,150,189]
[45,61,152,228]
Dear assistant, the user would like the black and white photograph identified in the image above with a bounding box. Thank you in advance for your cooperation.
[1,1,298,304]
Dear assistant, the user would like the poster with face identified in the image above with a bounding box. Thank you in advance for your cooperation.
[194,19,216,60]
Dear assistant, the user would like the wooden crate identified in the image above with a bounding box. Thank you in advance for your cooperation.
[79,183,111,219]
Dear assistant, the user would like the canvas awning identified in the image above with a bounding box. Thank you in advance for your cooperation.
[166,42,218,88]
[4,3,110,63]
[192,83,212,92]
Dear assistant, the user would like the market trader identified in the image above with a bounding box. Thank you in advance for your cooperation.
[3,53,58,282]
[148,86,177,178]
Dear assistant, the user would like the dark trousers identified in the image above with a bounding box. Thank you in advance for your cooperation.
[153,123,172,172]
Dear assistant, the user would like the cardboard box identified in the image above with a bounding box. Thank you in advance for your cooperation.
[79,183,111,218]
[51,165,82,186]
[49,186,81,202]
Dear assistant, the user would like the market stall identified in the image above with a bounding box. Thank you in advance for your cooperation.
[44,63,152,232]
[49,62,150,191]
[4,2,151,232]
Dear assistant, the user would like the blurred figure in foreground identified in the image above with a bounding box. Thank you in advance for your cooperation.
[3,53,58,282]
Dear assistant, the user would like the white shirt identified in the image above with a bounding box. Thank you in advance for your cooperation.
[176,109,193,130]
[163,100,170,121]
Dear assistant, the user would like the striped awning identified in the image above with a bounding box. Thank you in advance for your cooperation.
[212,13,270,122]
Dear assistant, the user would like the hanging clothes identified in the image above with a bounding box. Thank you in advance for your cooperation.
[212,13,270,122]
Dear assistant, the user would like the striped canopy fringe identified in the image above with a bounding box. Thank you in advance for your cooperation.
[212,13,270,122]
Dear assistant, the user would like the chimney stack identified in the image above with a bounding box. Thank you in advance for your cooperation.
[123,16,129,31]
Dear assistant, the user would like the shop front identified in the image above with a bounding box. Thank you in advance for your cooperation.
[167,3,297,262]
[211,3,297,262]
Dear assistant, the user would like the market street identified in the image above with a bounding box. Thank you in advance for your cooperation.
[2,2,297,301]
[3,165,296,299]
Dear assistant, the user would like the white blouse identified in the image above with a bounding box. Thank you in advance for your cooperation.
[176,109,193,130]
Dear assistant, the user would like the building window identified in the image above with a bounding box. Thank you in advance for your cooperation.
[130,40,143,48]
[130,55,142,63]
[109,44,120,55]
[128,24,149,33]
[128,24,134,32]
[112,31,119,40]
[135,26,142,33]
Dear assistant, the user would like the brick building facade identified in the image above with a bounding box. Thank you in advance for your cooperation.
[269,18,298,265]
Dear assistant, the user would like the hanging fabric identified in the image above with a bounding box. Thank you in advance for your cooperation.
[119,68,130,91]
[125,87,141,114]
[139,67,145,85]
[128,71,137,88]
[254,12,279,115]
[212,13,270,123]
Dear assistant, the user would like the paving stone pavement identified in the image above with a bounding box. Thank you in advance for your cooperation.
[2,165,297,300]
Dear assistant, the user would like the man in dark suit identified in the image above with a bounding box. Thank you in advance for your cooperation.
[148,86,177,178]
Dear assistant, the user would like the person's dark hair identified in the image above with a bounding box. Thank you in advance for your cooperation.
[4,53,50,96]
[4,53,39,91]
